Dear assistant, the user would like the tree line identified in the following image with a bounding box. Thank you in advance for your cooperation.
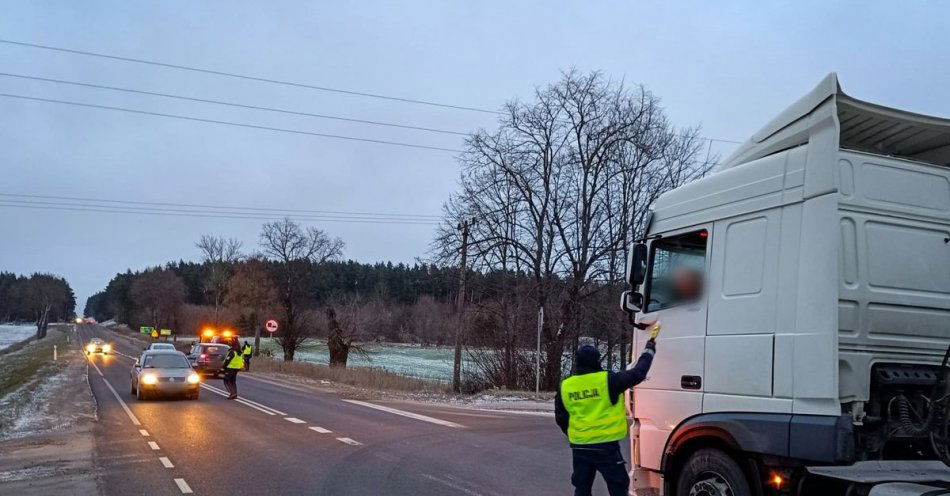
[0,272,76,339]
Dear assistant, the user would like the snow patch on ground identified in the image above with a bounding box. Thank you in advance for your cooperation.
[0,325,35,352]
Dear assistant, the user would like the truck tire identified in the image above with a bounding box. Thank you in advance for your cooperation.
[675,448,751,496]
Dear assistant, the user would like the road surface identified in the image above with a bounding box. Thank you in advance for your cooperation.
[76,324,610,495]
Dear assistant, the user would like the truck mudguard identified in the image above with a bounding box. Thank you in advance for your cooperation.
[662,412,854,469]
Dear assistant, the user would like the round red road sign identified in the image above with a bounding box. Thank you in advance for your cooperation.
[265,319,279,333]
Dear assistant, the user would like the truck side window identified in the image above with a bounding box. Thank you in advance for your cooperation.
[645,230,707,312]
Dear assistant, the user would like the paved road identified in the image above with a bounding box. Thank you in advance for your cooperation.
[76,324,611,495]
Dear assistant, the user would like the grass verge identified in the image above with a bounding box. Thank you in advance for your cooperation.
[0,330,67,400]
[252,356,451,394]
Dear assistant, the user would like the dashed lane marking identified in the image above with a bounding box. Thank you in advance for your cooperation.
[89,360,141,426]
[336,437,362,446]
[174,478,193,494]
[284,417,306,424]
[159,457,174,468]
[342,400,465,428]
[139,429,149,437]
[148,441,160,450]
[309,426,331,434]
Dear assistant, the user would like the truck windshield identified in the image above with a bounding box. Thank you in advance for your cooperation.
[646,230,707,312]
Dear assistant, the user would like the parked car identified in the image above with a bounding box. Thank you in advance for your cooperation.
[146,343,177,351]
[130,350,200,400]
[187,342,231,377]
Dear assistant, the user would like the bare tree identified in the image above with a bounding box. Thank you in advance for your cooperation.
[196,235,243,324]
[20,274,74,340]
[434,70,712,389]
[325,295,374,367]
[225,258,278,356]
[259,218,344,361]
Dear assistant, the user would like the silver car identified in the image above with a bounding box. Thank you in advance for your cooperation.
[130,350,201,400]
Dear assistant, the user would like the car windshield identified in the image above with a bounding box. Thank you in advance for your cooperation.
[151,344,174,350]
[142,354,190,368]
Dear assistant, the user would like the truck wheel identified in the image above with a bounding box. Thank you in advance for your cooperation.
[675,448,751,496]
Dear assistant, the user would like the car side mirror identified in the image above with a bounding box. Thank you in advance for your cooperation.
[626,243,648,287]
[620,290,644,314]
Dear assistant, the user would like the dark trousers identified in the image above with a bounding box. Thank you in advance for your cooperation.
[223,369,238,397]
[571,444,629,496]
[243,356,250,371]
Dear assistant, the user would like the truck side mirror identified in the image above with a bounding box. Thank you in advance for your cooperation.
[620,290,644,314]
[626,243,649,287]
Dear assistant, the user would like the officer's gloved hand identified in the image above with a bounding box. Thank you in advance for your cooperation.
[645,338,657,352]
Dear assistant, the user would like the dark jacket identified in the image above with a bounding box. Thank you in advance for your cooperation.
[554,347,655,448]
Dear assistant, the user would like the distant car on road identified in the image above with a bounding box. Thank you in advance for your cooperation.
[85,338,111,355]
[130,350,200,400]
[146,343,177,352]
[187,343,231,377]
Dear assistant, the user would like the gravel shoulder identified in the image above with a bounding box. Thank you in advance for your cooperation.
[0,327,99,495]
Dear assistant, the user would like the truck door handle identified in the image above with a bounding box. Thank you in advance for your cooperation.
[681,376,702,390]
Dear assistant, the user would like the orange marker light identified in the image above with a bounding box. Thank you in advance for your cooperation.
[222,330,233,338]
[768,472,784,489]
[202,329,215,337]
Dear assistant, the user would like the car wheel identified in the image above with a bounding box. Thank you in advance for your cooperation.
[676,448,752,496]
[130,382,136,395]
[136,385,146,401]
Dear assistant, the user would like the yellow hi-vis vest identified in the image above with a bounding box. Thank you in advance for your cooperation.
[242,344,252,356]
[560,370,627,444]
[226,350,244,369]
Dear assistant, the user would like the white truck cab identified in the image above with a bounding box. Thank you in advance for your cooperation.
[621,74,950,496]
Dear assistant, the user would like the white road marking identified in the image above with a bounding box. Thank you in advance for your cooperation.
[174,478,193,494]
[283,417,306,424]
[139,429,150,437]
[336,437,362,446]
[159,456,174,468]
[342,400,465,428]
[89,361,141,426]
[200,384,285,415]
[421,474,483,496]
[308,426,331,434]
[148,441,160,450]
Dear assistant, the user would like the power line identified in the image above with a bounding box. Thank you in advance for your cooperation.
[0,72,469,136]
[0,200,441,225]
[0,92,464,153]
[0,38,499,115]
[0,192,441,220]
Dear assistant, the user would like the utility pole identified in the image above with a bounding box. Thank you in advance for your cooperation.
[452,220,471,394]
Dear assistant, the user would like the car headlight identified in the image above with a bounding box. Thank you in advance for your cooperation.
[186,373,200,384]
[102,344,112,352]
[86,344,94,352]
[141,373,158,385]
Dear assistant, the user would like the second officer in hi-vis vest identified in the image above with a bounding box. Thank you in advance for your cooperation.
[555,328,657,496]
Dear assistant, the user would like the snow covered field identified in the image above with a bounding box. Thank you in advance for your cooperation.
[254,338,462,382]
[0,325,35,352]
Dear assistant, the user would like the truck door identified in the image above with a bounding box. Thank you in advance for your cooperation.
[633,227,710,471]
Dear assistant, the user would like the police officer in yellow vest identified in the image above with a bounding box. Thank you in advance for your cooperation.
[241,341,253,371]
[555,338,656,496]
[222,341,244,400]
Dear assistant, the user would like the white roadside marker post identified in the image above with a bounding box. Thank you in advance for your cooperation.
[54,345,57,361]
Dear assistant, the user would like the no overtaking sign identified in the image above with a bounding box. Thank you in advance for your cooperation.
[265,319,279,333]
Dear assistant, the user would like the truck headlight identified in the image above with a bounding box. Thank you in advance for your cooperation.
[187,373,200,384]
[141,373,158,385]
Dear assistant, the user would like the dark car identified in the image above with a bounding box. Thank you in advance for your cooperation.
[187,343,231,377]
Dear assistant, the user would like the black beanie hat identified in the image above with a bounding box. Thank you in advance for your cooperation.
[575,345,601,371]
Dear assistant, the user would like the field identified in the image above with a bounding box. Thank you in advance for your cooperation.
[0,324,36,352]
[253,338,464,382]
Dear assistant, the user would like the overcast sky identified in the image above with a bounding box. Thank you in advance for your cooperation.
[2,1,948,310]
